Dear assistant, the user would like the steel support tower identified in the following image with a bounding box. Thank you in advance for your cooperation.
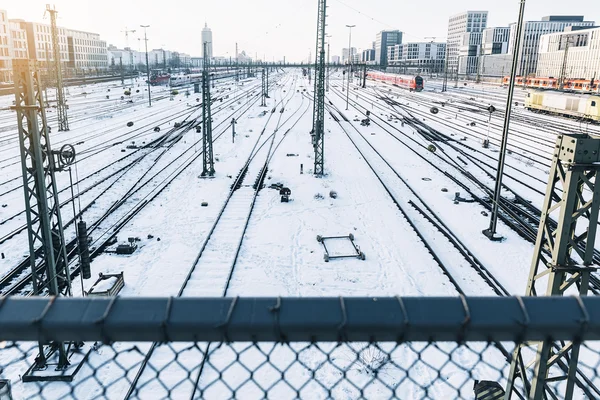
[46,5,69,131]
[505,134,600,399]
[260,67,267,106]
[311,0,327,176]
[12,59,72,370]
[201,42,215,177]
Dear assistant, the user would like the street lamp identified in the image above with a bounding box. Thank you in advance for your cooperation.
[140,24,151,107]
[345,24,355,110]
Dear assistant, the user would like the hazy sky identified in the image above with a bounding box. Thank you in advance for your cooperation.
[4,0,600,61]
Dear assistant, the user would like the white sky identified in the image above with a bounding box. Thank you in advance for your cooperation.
[4,0,600,62]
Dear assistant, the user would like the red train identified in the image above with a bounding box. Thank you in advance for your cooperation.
[502,76,599,93]
[367,72,424,92]
[148,73,170,86]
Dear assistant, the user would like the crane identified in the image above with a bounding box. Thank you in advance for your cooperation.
[121,27,137,82]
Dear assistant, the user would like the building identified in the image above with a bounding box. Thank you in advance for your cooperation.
[342,47,357,63]
[482,27,510,54]
[107,45,144,70]
[374,30,402,66]
[387,42,446,74]
[66,28,108,70]
[446,11,488,74]
[508,16,594,76]
[0,10,11,83]
[331,55,340,64]
[22,20,108,73]
[201,23,213,58]
[457,32,483,75]
[361,48,375,63]
[536,26,600,80]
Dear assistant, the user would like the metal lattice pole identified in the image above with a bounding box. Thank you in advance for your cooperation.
[311,0,327,176]
[260,67,266,106]
[505,134,600,399]
[12,59,71,369]
[201,41,215,177]
[46,5,68,131]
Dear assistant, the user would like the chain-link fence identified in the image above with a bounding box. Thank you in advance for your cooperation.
[1,296,600,399]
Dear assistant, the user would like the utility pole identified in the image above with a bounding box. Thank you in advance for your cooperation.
[476,42,483,83]
[46,5,69,131]
[505,133,600,400]
[482,0,526,241]
[235,42,239,82]
[261,67,267,106]
[345,24,355,110]
[140,25,151,107]
[120,57,124,85]
[442,44,449,92]
[326,34,331,92]
[201,41,215,177]
[311,0,327,176]
[558,36,572,91]
[12,59,74,378]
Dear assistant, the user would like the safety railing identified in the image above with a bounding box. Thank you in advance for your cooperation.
[1,296,599,399]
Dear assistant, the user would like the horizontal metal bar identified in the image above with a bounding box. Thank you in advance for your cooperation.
[0,296,599,343]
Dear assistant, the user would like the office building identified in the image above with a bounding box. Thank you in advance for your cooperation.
[387,42,446,74]
[508,15,594,76]
[536,26,600,80]
[446,11,488,73]
[375,30,402,66]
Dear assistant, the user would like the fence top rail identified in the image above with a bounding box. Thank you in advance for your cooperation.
[0,296,598,343]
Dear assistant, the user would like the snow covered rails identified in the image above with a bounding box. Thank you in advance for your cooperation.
[1,296,600,343]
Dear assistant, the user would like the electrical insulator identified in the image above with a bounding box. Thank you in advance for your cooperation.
[77,221,91,279]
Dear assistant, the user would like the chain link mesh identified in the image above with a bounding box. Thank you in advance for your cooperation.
[1,340,600,399]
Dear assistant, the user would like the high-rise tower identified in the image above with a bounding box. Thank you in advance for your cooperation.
[201,23,213,59]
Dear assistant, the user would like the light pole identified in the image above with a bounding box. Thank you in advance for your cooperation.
[140,25,151,107]
[345,24,355,110]
[482,0,527,241]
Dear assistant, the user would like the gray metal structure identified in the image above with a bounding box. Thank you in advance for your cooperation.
[46,5,68,131]
[11,59,71,370]
[2,296,600,343]
[483,0,526,240]
[260,67,266,107]
[505,134,600,399]
[201,41,215,177]
[311,0,327,176]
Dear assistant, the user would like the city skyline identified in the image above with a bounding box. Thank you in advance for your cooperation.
[4,0,600,62]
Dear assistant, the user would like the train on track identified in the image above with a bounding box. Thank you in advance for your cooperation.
[503,76,600,94]
[367,72,424,92]
[170,73,203,87]
[525,90,600,122]
[148,73,170,86]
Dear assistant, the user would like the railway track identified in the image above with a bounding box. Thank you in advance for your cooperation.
[327,86,600,398]
[124,77,309,399]
[334,81,600,295]
[0,76,273,296]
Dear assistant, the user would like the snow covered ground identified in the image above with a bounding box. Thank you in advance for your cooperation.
[0,70,597,398]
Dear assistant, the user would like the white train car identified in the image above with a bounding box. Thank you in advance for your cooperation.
[525,90,600,122]
[170,73,202,87]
